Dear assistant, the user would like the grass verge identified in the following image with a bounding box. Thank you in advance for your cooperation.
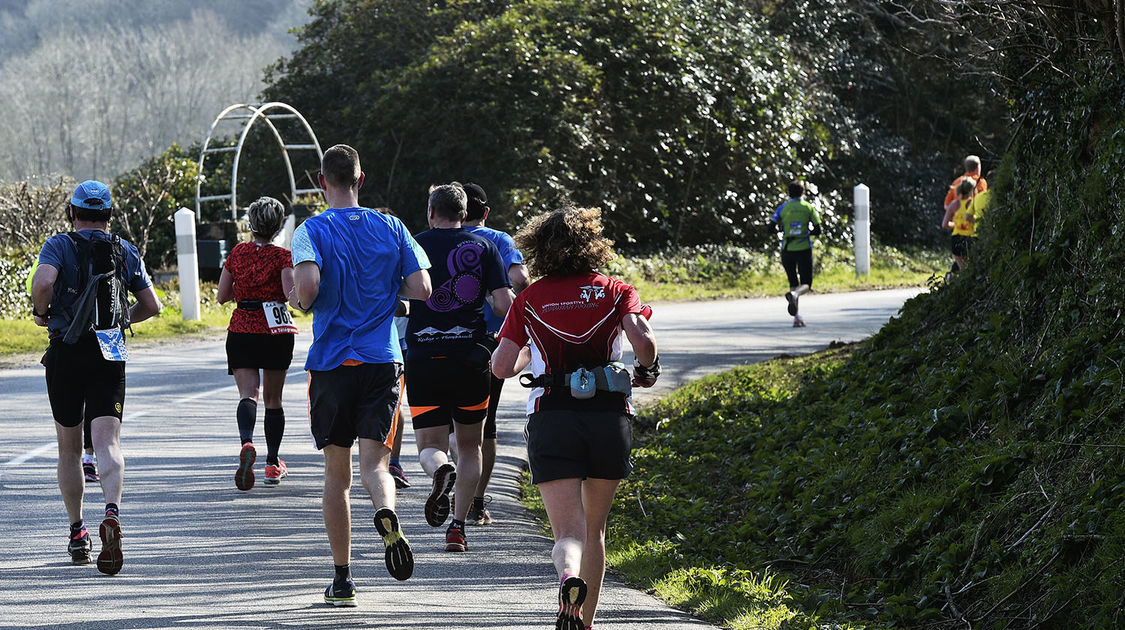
[520,348,869,629]
[607,243,943,302]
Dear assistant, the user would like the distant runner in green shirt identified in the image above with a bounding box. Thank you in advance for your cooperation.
[769,180,821,327]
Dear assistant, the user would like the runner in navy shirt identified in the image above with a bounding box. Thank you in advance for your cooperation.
[405,183,512,554]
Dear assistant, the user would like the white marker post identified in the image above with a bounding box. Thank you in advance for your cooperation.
[854,184,871,277]
[174,208,202,321]
[274,214,296,250]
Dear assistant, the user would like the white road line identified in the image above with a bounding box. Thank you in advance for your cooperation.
[0,368,305,475]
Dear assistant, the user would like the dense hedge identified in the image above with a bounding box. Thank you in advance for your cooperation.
[623,57,1125,628]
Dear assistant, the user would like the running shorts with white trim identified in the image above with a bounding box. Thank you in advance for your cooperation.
[43,335,126,427]
[225,331,295,374]
[525,410,633,484]
[309,362,403,450]
[781,247,813,288]
[406,344,491,430]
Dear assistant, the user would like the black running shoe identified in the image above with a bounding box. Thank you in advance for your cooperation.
[374,508,414,581]
[556,575,587,630]
[68,526,91,565]
[324,577,357,607]
[424,463,456,527]
[785,291,798,316]
[96,514,123,576]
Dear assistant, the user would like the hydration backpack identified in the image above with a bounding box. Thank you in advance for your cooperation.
[59,232,132,344]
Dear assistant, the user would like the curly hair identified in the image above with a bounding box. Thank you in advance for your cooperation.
[247,196,285,240]
[515,206,615,277]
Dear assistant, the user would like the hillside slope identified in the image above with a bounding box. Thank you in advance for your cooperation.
[621,57,1124,630]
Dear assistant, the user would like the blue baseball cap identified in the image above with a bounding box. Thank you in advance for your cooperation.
[71,180,113,210]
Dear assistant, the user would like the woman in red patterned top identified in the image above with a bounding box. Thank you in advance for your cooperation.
[217,197,297,491]
[492,207,659,630]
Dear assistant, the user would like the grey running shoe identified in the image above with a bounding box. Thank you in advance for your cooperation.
[68,526,91,564]
[467,495,493,526]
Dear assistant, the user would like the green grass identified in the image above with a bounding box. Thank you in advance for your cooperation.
[607,243,943,302]
[0,244,941,356]
[521,349,868,630]
[0,282,315,357]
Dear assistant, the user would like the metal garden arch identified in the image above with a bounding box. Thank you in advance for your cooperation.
[194,102,323,221]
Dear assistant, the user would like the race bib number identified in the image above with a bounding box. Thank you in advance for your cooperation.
[94,328,128,362]
[787,221,805,236]
[263,301,297,335]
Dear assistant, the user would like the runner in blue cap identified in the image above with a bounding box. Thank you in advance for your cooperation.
[31,180,162,575]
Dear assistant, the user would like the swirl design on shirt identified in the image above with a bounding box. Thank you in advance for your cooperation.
[426,241,484,313]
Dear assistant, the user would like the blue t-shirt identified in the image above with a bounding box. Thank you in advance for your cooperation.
[38,230,151,338]
[464,225,523,334]
[291,207,430,370]
[407,227,509,359]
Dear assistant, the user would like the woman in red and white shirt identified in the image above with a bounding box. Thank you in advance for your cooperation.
[217,196,297,491]
[492,207,659,630]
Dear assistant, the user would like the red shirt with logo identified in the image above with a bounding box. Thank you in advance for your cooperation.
[498,271,643,414]
[224,242,293,335]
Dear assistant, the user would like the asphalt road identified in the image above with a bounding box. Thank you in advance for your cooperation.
[0,288,922,629]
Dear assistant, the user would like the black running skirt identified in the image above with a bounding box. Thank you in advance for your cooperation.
[226,331,295,374]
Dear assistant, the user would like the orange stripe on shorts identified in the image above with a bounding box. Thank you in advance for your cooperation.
[410,405,441,418]
[459,397,490,412]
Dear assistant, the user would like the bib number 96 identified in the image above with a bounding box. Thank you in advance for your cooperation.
[262,300,297,335]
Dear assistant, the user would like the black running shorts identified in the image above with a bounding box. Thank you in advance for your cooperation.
[225,331,295,374]
[781,248,814,288]
[308,362,403,450]
[525,410,634,484]
[406,344,491,431]
[43,335,126,427]
[951,234,976,258]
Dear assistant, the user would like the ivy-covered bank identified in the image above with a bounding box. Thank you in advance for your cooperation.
[590,60,1125,629]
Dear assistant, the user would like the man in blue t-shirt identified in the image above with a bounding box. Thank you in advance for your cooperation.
[405,183,512,553]
[32,180,162,575]
[460,182,529,526]
[290,144,431,606]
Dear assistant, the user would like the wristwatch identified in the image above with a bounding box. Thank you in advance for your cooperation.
[634,355,661,379]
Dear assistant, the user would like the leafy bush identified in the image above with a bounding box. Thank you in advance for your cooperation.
[615,55,1125,630]
[112,144,199,272]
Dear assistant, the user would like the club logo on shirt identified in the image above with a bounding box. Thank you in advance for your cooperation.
[579,285,605,302]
